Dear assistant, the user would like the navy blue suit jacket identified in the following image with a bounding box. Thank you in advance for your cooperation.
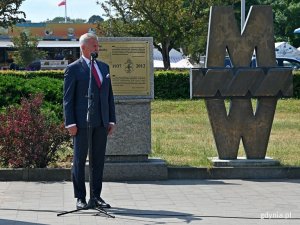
[63,57,116,128]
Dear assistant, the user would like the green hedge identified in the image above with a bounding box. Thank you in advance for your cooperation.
[0,75,63,106]
[153,70,300,99]
[0,70,64,79]
[294,70,300,98]
[0,72,63,121]
[0,69,299,113]
[154,70,190,99]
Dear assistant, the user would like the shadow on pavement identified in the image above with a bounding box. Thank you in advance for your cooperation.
[109,207,202,223]
[110,207,300,221]
[1,207,300,224]
[0,219,46,225]
[0,208,60,213]
[122,180,241,186]
[243,179,300,184]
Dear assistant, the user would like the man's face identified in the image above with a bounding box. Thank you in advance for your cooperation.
[82,38,99,58]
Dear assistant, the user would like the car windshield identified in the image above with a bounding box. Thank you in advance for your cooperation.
[280,59,300,69]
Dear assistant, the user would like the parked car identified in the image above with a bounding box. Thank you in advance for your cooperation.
[224,56,300,69]
[28,60,41,71]
[275,57,300,69]
[224,57,233,68]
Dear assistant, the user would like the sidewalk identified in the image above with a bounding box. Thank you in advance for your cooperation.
[0,179,299,225]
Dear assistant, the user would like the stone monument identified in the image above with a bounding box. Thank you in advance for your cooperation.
[93,37,167,180]
[190,6,293,164]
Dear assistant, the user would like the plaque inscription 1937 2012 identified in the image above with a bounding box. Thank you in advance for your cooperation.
[99,41,151,96]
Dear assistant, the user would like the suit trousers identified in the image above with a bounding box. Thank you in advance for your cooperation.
[72,125,108,199]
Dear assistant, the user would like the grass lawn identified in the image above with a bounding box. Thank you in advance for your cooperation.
[151,99,300,167]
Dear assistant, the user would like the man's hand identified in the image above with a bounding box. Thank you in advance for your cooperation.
[67,125,78,136]
[107,123,115,136]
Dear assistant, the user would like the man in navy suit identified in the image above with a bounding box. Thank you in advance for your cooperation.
[63,33,116,209]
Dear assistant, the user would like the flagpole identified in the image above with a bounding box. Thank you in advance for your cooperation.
[241,0,245,32]
[65,0,67,23]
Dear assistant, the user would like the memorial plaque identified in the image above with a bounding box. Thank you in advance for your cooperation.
[99,40,151,96]
[97,38,165,180]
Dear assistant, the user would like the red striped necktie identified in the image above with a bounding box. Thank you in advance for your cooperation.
[91,62,101,88]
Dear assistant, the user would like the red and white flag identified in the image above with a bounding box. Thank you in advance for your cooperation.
[58,0,66,6]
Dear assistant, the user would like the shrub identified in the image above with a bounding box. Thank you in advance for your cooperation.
[0,94,70,168]
[0,69,299,104]
[293,70,300,99]
[154,70,189,99]
[0,75,64,122]
[0,70,64,79]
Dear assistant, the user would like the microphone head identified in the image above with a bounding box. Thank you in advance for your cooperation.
[91,52,98,59]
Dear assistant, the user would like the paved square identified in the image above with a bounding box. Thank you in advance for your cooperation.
[0,179,299,224]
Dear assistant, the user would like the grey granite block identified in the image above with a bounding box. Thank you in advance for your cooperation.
[85,158,168,181]
[210,157,280,167]
[106,99,151,156]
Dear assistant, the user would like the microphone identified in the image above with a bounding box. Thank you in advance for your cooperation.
[90,52,98,60]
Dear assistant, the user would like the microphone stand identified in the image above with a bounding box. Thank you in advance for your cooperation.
[57,53,114,218]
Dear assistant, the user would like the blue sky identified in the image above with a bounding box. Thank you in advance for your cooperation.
[19,0,106,22]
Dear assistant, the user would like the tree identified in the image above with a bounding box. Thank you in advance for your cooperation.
[72,18,86,23]
[233,0,300,48]
[12,32,47,69]
[263,0,300,48]
[0,0,26,28]
[88,15,104,23]
[45,17,68,23]
[97,0,298,68]
[45,17,86,23]
[98,0,237,69]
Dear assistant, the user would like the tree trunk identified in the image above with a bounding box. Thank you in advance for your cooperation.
[161,42,171,70]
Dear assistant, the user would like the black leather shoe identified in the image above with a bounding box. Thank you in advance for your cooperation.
[95,197,111,208]
[76,198,87,210]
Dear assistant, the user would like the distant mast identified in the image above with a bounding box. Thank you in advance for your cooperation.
[65,0,67,23]
[58,0,67,23]
[241,0,245,31]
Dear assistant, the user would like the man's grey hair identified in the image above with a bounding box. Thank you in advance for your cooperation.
[79,33,98,50]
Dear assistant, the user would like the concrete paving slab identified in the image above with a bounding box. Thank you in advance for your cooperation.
[0,179,299,225]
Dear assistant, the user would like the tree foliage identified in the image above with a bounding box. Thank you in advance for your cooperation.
[234,0,300,48]
[88,15,104,23]
[97,0,299,69]
[98,0,237,69]
[45,17,86,23]
[262,0,300,48]
[12,32,47,69]
[72,18,86,23]
[0,0,26,28]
